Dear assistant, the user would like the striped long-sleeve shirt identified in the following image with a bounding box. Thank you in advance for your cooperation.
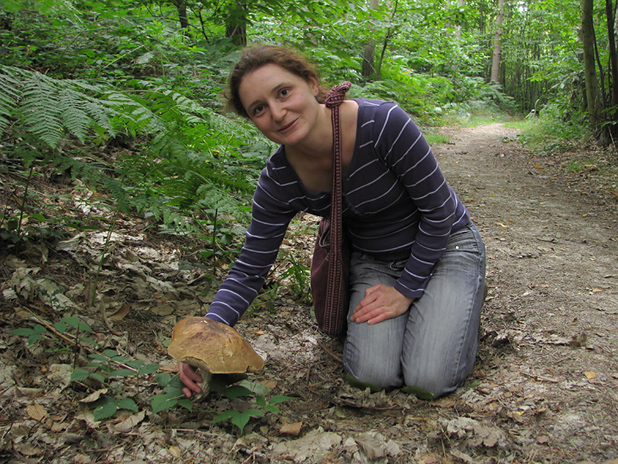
[206,98,469,326]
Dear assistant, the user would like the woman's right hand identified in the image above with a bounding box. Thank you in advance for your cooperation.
[178,362,203,398]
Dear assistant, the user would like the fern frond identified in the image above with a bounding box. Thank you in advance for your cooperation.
[19,73,64,148]
[58,88,90,143]
[82,98,115,135]
[0,67,21,136]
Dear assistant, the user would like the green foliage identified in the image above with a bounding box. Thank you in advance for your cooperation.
[211,379,291,434]
[0,57,265,258]
[514,102,591,150]
[151,373,193,414]
[11,316,99,349]
[277,251,312,303]
[71,348,161,421]
[11,320,167,422]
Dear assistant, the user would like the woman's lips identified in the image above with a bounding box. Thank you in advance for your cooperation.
[279,119,298,132]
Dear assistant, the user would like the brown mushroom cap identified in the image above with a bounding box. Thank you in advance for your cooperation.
[168,317,264,374]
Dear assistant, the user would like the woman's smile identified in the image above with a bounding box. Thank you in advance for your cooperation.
[279,118,298,132]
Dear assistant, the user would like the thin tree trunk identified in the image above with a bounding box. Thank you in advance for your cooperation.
[362,0,380,78]
[376,0,399,80]
[362,44,376,78]
[226,0,247,46]
[456,0,466,39]
[582,0,603,135]
[490,0,505,83]
[606,0,618,114]
[175,0,192,39]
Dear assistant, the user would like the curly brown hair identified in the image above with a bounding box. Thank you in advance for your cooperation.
[226,45,328,118]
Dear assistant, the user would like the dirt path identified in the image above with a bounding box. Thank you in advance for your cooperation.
[2,124,618,464]
[434,124,618,462]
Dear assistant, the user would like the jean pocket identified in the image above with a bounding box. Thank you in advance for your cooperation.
[447,226,481,253]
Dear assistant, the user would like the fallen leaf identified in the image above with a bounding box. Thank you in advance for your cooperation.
[584,371,596,380]
[169,446,182,458]
[13,443,43,456]
[450,450,475,463]
[260,379,278,390]
[280,421,303,436]
[109,303,131,321]
[495,222,509,228]
[272,427,342,461]
[537,435,550,444]
[10,425,30,437]
[110,410,145,433]
[80,388,109,403]
[159,364,179,373]
[355,432,387,459]
[510,411,525,423]
[27,404,48,421]
[73,454,92,464]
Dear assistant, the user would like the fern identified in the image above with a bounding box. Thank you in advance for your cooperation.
[0,64,264,249]
[19,72,65,148]
[59,87,92,143]
[0,69,20,136]
[0,65,119,148]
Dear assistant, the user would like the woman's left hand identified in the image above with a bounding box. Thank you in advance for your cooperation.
[351,284,415,324]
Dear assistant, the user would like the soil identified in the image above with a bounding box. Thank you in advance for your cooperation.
[1,123,618,464]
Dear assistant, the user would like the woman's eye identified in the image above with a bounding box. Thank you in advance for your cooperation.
[253,104,265,115]
[279,88,290,97]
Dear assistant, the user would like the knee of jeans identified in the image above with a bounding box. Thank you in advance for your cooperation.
[403,369,458,400]
[344,359,401,390]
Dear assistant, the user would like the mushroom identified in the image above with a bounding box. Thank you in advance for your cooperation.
[168,317,264,395]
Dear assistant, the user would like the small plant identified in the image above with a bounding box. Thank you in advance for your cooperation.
[71,349,161,421]
[278,251,312,303]
[11,316,99,349]
[11,318,163,421]
[211,380,291,434]
[151,372,194,414]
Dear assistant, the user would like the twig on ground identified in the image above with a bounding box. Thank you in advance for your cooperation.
[317,339,342,364]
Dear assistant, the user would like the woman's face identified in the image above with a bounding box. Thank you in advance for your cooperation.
[238,63,321,147]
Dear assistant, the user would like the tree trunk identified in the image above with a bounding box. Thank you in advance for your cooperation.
[362,0,380,78]
[490,0,505,83]
[174,0,192,39]
[362,44,376,78]
[606,0,618,117]
[582,0,603,134]
[226,0,247,46]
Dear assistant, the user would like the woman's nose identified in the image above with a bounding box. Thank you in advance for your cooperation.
[271,103,286,121]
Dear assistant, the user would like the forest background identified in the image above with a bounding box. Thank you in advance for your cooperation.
[1,0,618,449]
[2,0,617,253]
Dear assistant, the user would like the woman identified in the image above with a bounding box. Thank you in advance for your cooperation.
[179,45,486,400]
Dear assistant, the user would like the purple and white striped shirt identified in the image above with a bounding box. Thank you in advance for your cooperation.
[206,98,469,326]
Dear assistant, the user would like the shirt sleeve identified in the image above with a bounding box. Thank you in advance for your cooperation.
[374,103,466,298]
[205,166,297,326]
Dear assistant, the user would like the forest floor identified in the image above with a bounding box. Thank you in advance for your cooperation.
[1,123,618,464]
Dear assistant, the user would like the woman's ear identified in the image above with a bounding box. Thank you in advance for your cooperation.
[309,76,320,97]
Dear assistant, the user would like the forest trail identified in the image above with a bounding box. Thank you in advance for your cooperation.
[434,124,618,461]
[1,123,618,463]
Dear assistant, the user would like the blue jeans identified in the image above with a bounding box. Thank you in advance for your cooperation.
[342,223,486,399]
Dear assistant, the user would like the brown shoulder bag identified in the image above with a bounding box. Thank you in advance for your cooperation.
[310,82,352,336]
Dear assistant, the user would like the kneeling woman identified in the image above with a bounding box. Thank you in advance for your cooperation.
[178,45,486,400]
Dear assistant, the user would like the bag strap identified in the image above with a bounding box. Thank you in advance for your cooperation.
[322,81,351,334]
